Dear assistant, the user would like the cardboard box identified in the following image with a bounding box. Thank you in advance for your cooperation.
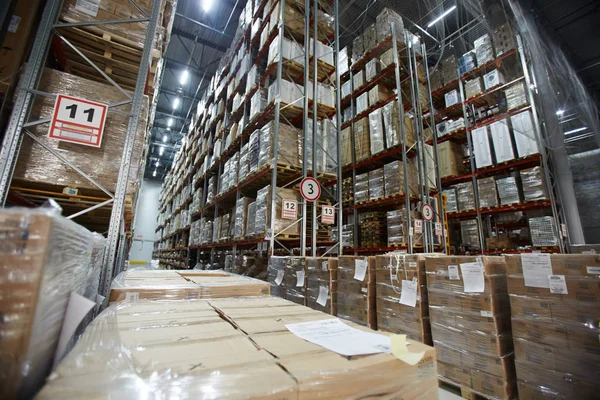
[305,257,338,315]
[337,256,376,328]
[368,84,392,106]
[437,141,465,178]
[284,257,307,306]
[354,117,371,162]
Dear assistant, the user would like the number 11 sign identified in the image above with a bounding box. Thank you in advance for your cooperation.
[48,94,108,148]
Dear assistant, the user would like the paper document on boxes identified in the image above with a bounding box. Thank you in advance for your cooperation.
[460,262,485,292]
[521,253,552,288]
[286,318,391,356]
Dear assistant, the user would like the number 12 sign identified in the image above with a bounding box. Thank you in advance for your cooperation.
[48,95,108,148]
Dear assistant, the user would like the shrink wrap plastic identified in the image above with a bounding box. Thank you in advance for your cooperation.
[520,167,548,202]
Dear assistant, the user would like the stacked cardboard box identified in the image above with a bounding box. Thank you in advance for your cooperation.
[359,212,387,247]
[305,257,338,315]
[383,160,418,198]
[387,207,409,246]
[426,256,516,399]
[374,254,432,344]
[505,254,600,399]
[284,257,307,306]
[268,256,288,299]
[252,185,301,237]
[337,256,376,328]
[354,117,371,162]
[438,141,466,179]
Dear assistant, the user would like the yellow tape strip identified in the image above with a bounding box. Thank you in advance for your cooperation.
[391,334,425,366]
[129,260,147,265]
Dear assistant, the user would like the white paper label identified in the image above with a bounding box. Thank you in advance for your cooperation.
[286,318,391,356]
[275,269,284,285]
[75,0,100,17]
[409,262,417,268]
[561,223,568,238]
[548,275,568,294]
[125,292,139,302]
[354,258,368,281]
[8,15,20,33]
[435,222,443,236]
[400,279,418,307]
[409,227,414,236]
[587,266,600,275]
[460,262,485,292]
[448,265,460,280]
[522,253,552,288]
[480,311,493,317]
[361,287,368,293]
[414,219,423,234]
[317,285,329,306]
[296,270,305,287]
[322,261,328,271]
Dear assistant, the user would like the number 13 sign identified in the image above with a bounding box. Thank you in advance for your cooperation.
[48,95,108,148]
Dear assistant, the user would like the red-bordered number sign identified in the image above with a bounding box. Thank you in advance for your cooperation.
[300,177,321,202]
[48,94,108,148]
[321,205,335,224]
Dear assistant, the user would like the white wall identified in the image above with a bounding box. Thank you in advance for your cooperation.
[129,179,162,263]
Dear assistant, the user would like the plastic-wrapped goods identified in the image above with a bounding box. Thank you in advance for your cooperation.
[359,211,387,248]
[425,256,516,399]
[368,84,392,107]
[496,176,521,205]
[437,141,465,178]
[505,254,600,399]
[483,69,505,91]
[442,188,458,213]
[305,257,338,315]
[528,216,559,246]
[510,110,540,158]
[464,77,483,99]
[338,46,350,76]
[442,55,458,83]
[381,101,403,148]
[493,23,517,56]
[342,80,352,99]
[444,89,459,108]
[356,92,369,114]
[520,167,548,202]
[458,51,477,76]
[368,168,385,201]
[505,82,528,110]
[206,176,217,205]
[310,38,334,66]
[343,106,352,122]
[337,256,377,328]
[489,119,515,164]
[234,254,267,279]
[478,177,499,209]
[342,224,354,247]
[455,181,476,212]
[341,126,352,166]
[353,69,365,90]
[213,215,222,243]
[259,121,300,169]
[246,201,257,236]
[221,213,233,241]
[460,219,480,249]
[40,296,439,399]
[474,34,494,66]
[429,68,443,92]
[284,257,307,306]
[248,129,260,174]
[253,185,301,237]
[375,254,433,344]
[0,209,105,399]
[383,160,418,198]
[249,88,267,120]
[368,109,385,155]
[365,58,381,81]
[387,207,409,246]
[269,78,304,107]
[238,143,250,182]
[363,23,377,52]
[14,69,147,196]
[471,126,493,169]
[354,117,371,162]
[375,8,404,43]
[246,65,261,96]
[355,172,370,204]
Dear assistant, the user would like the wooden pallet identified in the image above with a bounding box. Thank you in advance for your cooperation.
[438,378,491,400]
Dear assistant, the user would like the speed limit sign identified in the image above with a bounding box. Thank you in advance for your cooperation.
[300,177,321,202]
[422,204,434,222]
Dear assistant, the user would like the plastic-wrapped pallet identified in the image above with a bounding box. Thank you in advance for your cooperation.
[464,77,483,99]
[369,109,385,155]
[510,110,540,158]
[246,65,261,96]
[342,224,354,247]
[442,55,457,83]
[363,23,377,52]
[233,197,253,239]
[505,82,528,110]
[368,85,392,107]
[460,219,480,249]
[471,126,493,169]
[478,177,499,209]
[429,68,442,92]
[238,143,250,181]
[355,172,369,204]
[246,201,257,237]
[354,117,370,162]
[442,188,458,213]
[474,34,494,65]
[360,212,387,248]
[382,100,415,147]
[437,141,465,178]
[444,89,459,108]
[375,254,433,344]
[458,51,477,76]
[425,256,516,399]
[342,80,352,99]
[528,216,558,246]
[383,160,418,198]
[375,8,404,43]
[356,92,369,114]
[212,216,221,243]
[253,185,301,237]
[365,58,381,81]
[496,176,521,205]
[353,69,365,90]
[259,121,300,169]
[341,126,352,166]
[305,257,338,315]
[368,168,384,201]
[493,23,516,56]
[490,119,515,164]
[234,254,267,279]
[387,207,409,246]
[248,129,260,174]
[520,167,548,202]
[284,257,307,306]
[505,254,600,399]
[484,70,505,91]
[336,256,376,328]
[249,88,267,120]
[352,34,364,60]
[206,176,217,204]
[455,181,475,212]
[338,46,350,75]
[267,256,287,298]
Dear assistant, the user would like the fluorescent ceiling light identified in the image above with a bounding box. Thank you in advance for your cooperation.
[167,127,171,131]
[427,5,457,28]
[173,97,180,109]
[180,70,189,85]
[159,147,164,156]
[153,170,157,177]
[163,135,168,142]
[564,126,587,135]
[156,160,160,167]
[202,0,213,12]
[555,109,565,116]
[168,118,173,127]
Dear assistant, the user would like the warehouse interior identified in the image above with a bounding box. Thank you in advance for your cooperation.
[0,0,599,398]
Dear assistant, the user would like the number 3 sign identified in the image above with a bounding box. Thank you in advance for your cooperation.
[48,94,108,148]
[300,177,321,202]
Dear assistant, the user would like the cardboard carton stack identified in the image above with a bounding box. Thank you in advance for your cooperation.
[284,257,307,306]
[374,254,432,344]
[337,256,377,328]
[505,254,600,399]
[305,257,338,315]
[425,256,517,399]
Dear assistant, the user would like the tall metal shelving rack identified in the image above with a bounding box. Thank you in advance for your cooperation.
[0,0,162,296]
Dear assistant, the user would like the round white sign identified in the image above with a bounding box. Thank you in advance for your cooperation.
[300,177,321,202]
[422,204,434,222]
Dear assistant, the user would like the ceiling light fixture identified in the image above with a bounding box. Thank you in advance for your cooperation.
[163,135,168,143]
[555,109,565,116]
[159,147,164,156]
[153,170,157,177]
[156,160,160,167]
[172,97,180,109]
[168,118,173,127]
[180,70,189,85]
[564,126,588,135]
[427,5,457,28]
[202,0,214,12]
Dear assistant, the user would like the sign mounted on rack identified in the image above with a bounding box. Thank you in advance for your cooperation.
[414,219,423,234]
[300,177,321,202]
[422,204,434,222]
[435,222,443,236]
[48,95,107,148]
[321,205,335,224]
[282,200,298,220]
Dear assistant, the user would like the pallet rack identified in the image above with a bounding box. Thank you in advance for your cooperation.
[155,0,344,269]
[0,0,164,298]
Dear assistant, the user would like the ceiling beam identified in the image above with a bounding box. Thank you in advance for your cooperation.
[171,27,228,52]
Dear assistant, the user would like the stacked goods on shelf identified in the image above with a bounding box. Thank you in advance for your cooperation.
[305,257,338,315]
[284,257,307,306]
[374,254,432,344]
[337,256,376,328]
[11,69,148,232]
[0,209,106,399]
[425,256,516,399]
[505,254,600,398]
[252,185,302,238]
[269,256,288,299]
[109,269,270,302]
[359,211,387,247]
[40,296,439,399]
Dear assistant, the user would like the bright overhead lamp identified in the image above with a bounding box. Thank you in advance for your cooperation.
[172,97,180,109]
[555,109,565,116]
[180,69,189,85]
[427,5,457,28]
[202,0,214,12]
[168,118,173,127]
[163,134,168,143]
[156,160,160,167]
[159,147,164,156]
[167,127,171,131]
[153,170,157,177]
[564,126,587,135]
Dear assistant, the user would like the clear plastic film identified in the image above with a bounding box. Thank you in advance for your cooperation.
[246,201,257,237]
[220,213,231,242]
[442,188,458,213]
[267,121,300,169]
[248,130,260,174]
[382,100,415,148]
[368,85,392,109]
[39,296,439,400]
[460,219,480,249]
[496,176,521,205]
[464,77,483,99]
[359,211,388,248]
[528,216,558,246]
[338,46,350,76]
[238,143,250,182]
[212,215,221,243]
[437,141,465,179]
[490,119,515,164]
[365,58,381,82]
[519,166,548,202]
[249,88,268,120]
[354,117,371,162]
[455,181,476,212]
[375,8,404,43]
[268,256,287,299]
[386,207,409,247]
[284,257,306,306]
[253,186,301,237]
[384,160,418,198]
[336,256,376,328]
[342,224,354,247]
[510,110,540,158]
[368,109,385,155]
[368,168,384,201]
[354,173,369,204]
[206,176,217,205]
[0,208,104,399]
[356,92,368,114]
[233,197,252,239]
[477,177,499,209]
[14,69,147,195]
[504,82,527,111]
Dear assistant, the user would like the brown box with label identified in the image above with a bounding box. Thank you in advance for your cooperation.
[305,257,338,315]
[284,257,307,306]
[336,256,376,328]
[437,141,466,179]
